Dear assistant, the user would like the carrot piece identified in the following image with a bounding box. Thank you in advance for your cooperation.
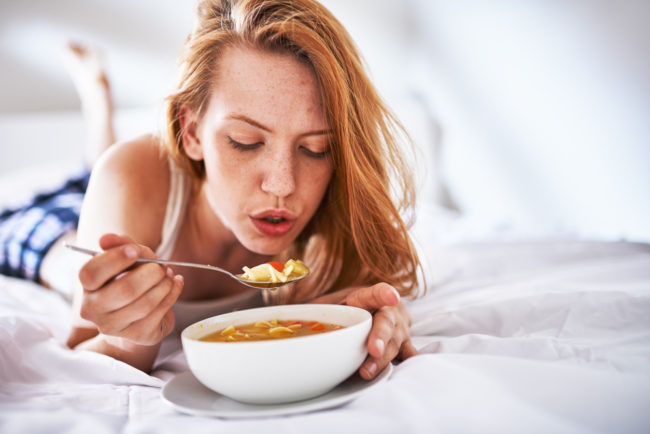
[310,322,325,331]
[283,320,302,326]
[267,261,285,272]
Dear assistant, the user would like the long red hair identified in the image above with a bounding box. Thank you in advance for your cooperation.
[161,0,422,302]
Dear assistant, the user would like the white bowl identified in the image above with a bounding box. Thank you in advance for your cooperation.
[181,304,372,404]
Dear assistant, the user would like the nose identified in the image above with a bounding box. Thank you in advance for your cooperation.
[260,146,296,199]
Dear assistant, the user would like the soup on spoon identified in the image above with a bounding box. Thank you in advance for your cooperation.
[237,259,309,287]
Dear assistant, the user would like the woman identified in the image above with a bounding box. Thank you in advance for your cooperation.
[60,0,422,378]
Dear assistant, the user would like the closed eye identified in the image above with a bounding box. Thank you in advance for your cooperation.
[228,136,263,151]
[300,146,329,159]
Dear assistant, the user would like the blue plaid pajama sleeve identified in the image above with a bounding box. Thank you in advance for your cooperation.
[0,169,90,282]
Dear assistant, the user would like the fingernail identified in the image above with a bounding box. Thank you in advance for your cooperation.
[124,246,137,259]
[375,338,385,355]
[175,274,184,283]
[392,288,400,301]
[166,267,174,278]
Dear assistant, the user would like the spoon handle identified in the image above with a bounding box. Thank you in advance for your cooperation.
[64,243,234,277]
[64,243,100,257]
[137,257,234,276]
[64,243,300,289]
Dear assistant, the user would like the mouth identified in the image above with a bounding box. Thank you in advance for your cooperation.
[262,216,286,224]
[250,210,297,237]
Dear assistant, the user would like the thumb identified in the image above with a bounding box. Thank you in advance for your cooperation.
[344,283,400,313]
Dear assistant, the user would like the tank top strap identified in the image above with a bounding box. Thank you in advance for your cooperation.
[156,159,192,259]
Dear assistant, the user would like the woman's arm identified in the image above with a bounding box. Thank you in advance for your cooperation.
[67,137,184,372]
[310,283,418,380]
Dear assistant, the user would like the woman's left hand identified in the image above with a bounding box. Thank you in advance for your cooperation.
[312,283,418,380]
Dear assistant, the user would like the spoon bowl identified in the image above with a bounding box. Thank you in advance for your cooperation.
[64,243,307,289]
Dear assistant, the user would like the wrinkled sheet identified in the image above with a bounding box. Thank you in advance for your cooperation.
[1,239,650,433]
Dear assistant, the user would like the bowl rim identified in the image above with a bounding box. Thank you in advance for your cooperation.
[181,303,372,345]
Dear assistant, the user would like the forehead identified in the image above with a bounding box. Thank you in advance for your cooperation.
[205,45,326,130]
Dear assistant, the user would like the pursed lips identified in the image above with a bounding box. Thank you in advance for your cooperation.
[249,209,297,236]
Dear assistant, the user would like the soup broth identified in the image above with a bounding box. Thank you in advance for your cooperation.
[199,319,344,342]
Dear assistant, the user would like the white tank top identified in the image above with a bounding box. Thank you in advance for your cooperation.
[156,159,263,334]
[155,160,191,260]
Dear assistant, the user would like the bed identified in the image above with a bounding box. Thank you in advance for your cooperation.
[1,70,650,432]
[1,169,649,433]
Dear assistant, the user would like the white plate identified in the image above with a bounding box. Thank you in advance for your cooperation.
[161,364,393,418]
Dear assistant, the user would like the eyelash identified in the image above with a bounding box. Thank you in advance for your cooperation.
[300,147,329,159]
[228,136,329,159]
[228,137,263,151]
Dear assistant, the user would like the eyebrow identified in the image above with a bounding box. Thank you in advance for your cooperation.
[226,113,332,138]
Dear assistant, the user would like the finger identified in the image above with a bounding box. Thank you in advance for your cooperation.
[361,336,402,380]
[366,307,397,358]
[80,264,165,326]
[398,339,419,361]
[105,262,169,311]
[81,232,163,291]
[97,273,174,336]
[80,261,173,325]
[360,352,393,380]
[128,275,184,345]
[78,244,140,291]
[360,303,414,380]
[93,264,174,319]
[396,300,413,328]
[363,310,406,377]
[359,357,381,380]
[345,283,400,313]
[361,326,418,380]
[121,274,184,345]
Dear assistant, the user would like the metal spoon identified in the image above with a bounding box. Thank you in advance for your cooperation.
[64,243,307,289]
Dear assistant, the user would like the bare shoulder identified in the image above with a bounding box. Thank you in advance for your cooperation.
[77,134,171,249]
[96,134,170,198]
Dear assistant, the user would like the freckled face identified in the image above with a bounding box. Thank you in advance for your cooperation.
[190,46,333,255]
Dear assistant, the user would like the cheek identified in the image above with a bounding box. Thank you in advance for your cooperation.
[300,163,333,207]
[204,149,255,211]
[206,143,253,184]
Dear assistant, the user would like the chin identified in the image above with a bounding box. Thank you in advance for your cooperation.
[240,235,292,256]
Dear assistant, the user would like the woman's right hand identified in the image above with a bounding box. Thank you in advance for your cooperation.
[77,233,184,347]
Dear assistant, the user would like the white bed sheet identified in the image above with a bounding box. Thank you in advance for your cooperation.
[1,237,649,433]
